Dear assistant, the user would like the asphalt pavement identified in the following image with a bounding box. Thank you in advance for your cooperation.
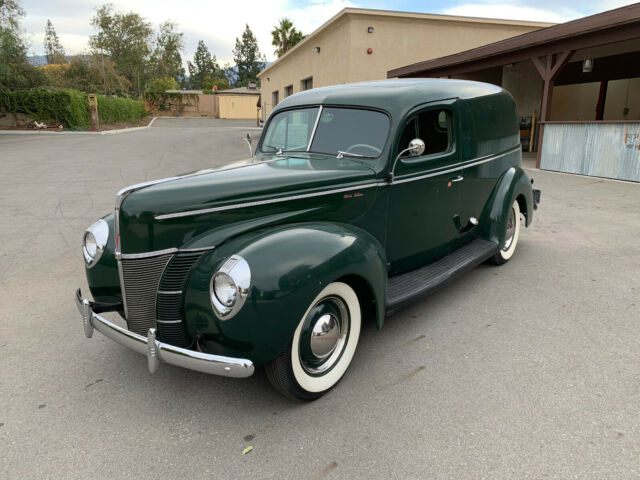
[1,118,639,479]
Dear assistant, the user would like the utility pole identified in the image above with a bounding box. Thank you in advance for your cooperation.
[99,31,107,96]
[101,49,107,96]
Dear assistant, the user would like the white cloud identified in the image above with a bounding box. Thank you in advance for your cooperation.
[441,4,580,23]
[22,0,356,64]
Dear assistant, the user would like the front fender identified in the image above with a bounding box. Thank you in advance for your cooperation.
[481,167,534,247]
[184,222,387,366]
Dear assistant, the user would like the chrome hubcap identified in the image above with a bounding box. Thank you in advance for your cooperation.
[300,296,349,375]
[310,313,340,359]
[503,206,516,251]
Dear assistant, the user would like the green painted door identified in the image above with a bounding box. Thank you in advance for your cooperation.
[386,107,463,275]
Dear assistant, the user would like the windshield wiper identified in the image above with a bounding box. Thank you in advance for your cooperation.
[261,144,283,154]
[336,150,374,159]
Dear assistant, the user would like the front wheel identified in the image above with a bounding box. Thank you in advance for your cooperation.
[490,199,521,265]
[265,282,361,401]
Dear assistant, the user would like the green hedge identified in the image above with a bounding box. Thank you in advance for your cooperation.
[0,88,89,129]
[0,88,148,129]
[97,95,147,124]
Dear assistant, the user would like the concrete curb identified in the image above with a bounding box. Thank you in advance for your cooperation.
[0,117,157,135]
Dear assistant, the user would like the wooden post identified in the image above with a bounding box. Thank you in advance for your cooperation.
[531,50,574,168]
[595,81,608,120]
[87,94,99,131]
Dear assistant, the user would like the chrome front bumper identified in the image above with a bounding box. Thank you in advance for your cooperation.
[75,289,254,378]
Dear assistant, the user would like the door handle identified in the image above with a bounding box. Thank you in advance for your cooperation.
[450,175,464,183]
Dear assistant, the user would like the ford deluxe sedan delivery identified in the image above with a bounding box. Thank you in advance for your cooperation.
[76,79,540,400]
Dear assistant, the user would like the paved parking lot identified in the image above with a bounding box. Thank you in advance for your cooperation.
[1,118,639,479]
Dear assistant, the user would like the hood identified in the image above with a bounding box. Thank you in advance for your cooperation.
[119,155,379,253]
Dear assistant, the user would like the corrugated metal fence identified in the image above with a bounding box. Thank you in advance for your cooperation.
[541,122,640,182]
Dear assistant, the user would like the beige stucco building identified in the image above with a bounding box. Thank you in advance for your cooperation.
[258,8,553,118]
[161,86,260,120]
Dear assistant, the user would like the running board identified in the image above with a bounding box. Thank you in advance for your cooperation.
[386,239,499,315]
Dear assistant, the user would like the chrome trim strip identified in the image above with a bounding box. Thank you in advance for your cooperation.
[391,146,521,185]
[155,182,382,220]
[157,290,182,295]
[76,290,254,378]
[118,246,214,260]
[306,106,323,151]
[153,148,519,221]
[156,319,184,324]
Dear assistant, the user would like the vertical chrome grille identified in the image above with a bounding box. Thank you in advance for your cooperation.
[120,253,173,335]
[156,252,204,347]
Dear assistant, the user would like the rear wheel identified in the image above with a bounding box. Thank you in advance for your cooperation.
[490,199,521,265]
[265,282,361,401]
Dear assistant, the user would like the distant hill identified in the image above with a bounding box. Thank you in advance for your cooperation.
[28,55,48,66]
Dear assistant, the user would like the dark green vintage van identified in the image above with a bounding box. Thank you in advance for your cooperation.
[76,79,540,400]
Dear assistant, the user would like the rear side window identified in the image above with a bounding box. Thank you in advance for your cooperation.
[399,109,452,157]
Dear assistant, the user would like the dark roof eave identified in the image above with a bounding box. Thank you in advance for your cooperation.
[388,2,640,78]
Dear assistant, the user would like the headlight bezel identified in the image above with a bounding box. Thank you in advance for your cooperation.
[83,219,109,268]
[210,255,251,320]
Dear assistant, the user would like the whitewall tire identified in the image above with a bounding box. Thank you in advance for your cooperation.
[265,282,361,400]
[491,199,521,265]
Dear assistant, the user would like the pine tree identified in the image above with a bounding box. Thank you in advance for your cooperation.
[44,19,66,64]
[233,24,266,87]
[187,40,222,89]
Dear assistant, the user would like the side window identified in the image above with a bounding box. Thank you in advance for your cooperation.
[399,109,452,157]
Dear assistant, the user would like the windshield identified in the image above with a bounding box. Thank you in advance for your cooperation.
[260,107,390,158]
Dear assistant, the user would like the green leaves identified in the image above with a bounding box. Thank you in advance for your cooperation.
[0,88,89,129]
[271,18,306,58]
[241,446,254,455]
[233,24,266,87]
[0,88,146,129]
[188,40,224,90]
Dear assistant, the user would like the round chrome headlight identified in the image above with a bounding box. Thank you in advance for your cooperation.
[83,219,109,268]
[210,255,251,320]
[213,272,237,307]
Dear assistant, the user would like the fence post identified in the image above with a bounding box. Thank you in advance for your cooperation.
[88,94,99,131]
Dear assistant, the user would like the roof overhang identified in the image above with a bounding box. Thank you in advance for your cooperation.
[388,3,640,78]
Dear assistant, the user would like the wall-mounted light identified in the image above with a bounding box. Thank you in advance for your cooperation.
[367,48,373,55]
[314,46,321,53]
[582,57,593,73]
[367,26,374,33]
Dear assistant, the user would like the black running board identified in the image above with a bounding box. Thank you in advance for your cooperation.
[386,239,499,316]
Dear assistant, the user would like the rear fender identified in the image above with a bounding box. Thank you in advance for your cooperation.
[481,167,533,247]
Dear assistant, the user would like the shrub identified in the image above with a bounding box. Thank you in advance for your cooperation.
[97,95,147,124]
[147,76,179,92]
[0,87,89,129]
[0,88,147,129]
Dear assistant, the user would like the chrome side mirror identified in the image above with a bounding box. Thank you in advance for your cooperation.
[389,138,425,183]
[407,138,425,156]
[243,133,253,157]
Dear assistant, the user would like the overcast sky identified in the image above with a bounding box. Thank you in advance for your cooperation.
[20,0,637,65]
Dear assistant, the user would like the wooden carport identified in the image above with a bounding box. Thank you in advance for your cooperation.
[388,3,640,170]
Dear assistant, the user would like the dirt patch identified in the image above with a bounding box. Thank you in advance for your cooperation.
[96,116,154,131]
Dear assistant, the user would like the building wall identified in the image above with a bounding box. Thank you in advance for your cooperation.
[260,15,352,116]
[501,60,543,118]
[218,95,259,119]
[604,78,640,120]
[551,83,600,121]
[259,10,551,118]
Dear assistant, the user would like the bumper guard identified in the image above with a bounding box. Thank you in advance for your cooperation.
[75,289,254,378]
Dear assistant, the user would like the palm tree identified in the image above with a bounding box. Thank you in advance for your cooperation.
[271,18,305,57]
